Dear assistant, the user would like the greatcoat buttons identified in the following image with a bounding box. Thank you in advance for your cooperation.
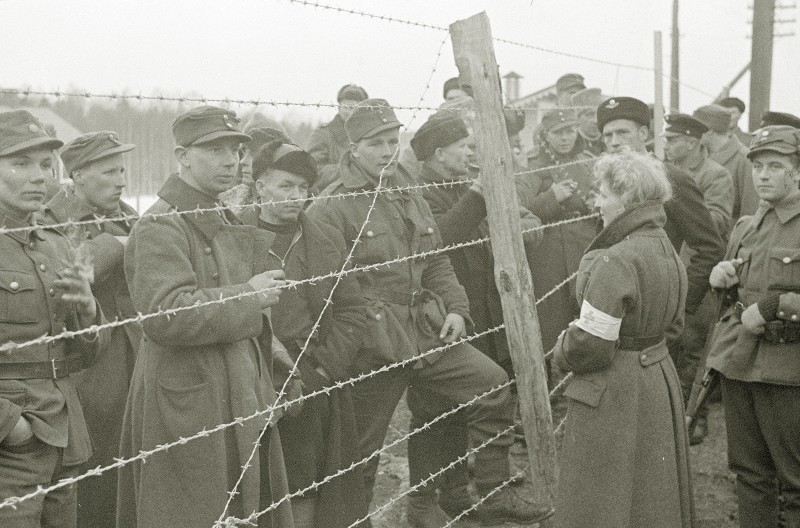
[204,247,212,254]
[9,281,19,291]
[427,227,434,234]
[366,230,374,237]
[783,256,792,264]
[39,264,46,271]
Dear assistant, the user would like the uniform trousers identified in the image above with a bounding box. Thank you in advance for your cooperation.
[0,436,79,528]
[352,341,514,508]
[722,376,800,528]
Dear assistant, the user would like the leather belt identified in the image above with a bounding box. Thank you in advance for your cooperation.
[0,356,84,380]
[618,334,665,351]
[362,287,423,307]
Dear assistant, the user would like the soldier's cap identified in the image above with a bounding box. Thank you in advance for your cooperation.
[172,106,251,147]
[344,98,403,143]
[747,125,800,159]
[760,111,800,130]
[247,127,292,155]
[693,105,732,134]
[555,73,585,94]
[60,131,135,176]
[570,88,604,114]
[336,84,369,103]
[243,113,288,136]
[596,97,650,132]
[251,140,317,184]
[540,108,578,133]
[663,114,709,139]
[718,97,745,114]
[410,111,469,161]
[0,110,63,157]
[443,77,473,100]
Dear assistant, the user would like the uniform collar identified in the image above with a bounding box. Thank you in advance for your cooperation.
[45,187,95,222]
[338,154,407,191]
[755,192,800,226]
[683,144,708,173]
[587,201,666,251]
[0,206,45,245]
[157,174,241,241]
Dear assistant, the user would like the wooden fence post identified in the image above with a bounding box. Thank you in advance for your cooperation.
[653,31,666,161]
[450,11,558,516]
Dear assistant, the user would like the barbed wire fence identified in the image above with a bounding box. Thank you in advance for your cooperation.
[0,2,719,526]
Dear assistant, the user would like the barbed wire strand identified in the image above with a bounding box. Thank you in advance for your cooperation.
[442,469,531,527]
[219,378,515,527]
[0,214,593,354]
[0,157,597,237]
[216,34,451,522]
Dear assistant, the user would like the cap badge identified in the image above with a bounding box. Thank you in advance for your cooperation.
[109,133,121,145]
[223,114,237,130]
[762,130,770,137]
[606,99,619,109]
[28,124,39,133]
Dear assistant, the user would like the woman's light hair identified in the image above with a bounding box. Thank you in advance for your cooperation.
[594,149,672,205]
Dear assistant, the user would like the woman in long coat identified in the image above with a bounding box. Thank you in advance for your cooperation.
[553,150,695,528]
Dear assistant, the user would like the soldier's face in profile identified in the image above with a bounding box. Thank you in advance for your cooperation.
[577,110,599,137]
[603,119,648,154]
[546,124,578,154]
[436,138,472,178]
[73,153,126,213]
[664,135,696,164]
[0,147,52,216]
[351,128,400,179]
[179,138,240,196]
[751,152,800,204]
[255,169,308,224]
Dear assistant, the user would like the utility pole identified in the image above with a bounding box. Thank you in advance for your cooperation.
[749,0,776,129]
[670,0,680,112]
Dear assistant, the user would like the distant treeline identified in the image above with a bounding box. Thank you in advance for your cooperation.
[0,90,318,198]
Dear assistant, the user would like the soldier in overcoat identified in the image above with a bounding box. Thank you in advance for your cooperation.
[553,150,694,528]
[0,110,109,528]
[41,130,142,526]
[705,126,800,528]
[116,106,293,528]
[307,99,552,526]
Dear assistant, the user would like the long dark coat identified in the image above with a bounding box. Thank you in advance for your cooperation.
[516,148,597,353]
[240,207,369,528]
[117,175,293,528]
[42,188,143,525]
[553,202,694,528]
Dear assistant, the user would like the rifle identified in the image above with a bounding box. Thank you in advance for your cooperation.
[686,368,720,434]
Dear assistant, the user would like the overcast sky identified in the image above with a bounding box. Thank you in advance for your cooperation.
[1,0,797,131]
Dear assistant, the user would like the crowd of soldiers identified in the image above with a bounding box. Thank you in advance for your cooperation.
[0,68,799,528]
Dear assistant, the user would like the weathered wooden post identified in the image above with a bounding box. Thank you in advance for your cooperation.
[450,11,558,518]
[653,30,666,160]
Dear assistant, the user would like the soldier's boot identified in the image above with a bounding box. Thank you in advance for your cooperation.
[438,485,475,519]
[406,493,452,528]
[473,486,554,526]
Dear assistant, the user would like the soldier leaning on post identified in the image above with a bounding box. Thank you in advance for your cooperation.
[704,125,800,528]
[39,130,142,527]
[306,98,553,527]
[405,111,545,525]
[240,136,370,528]
[0,110,109,528]
[116,106,293,528]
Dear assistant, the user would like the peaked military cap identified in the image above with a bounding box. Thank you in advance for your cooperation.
[344,99,403,143]
[596,97,650,132]
[760,111,800,130]
[718,97,745,114]
[540,108,578,133]
[336,84,369,103]
[693,105,732,134]
[556,73,585,94]
[0,110,64,157]
[747,125,800,159]
[60,131,135,175]
[172,106,251,147]
[410,111,469,161]
[663,114,709,139]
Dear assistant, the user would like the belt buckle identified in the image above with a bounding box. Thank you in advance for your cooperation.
[410,290,421,307]
[50,358,59,379]
[734,301,745,319]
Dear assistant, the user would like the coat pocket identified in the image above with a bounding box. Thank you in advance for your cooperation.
[766,247,800,291]
[564,375,607,408]
[157,379,212,438]
[357,222,392,265]
[0,270,39,323]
